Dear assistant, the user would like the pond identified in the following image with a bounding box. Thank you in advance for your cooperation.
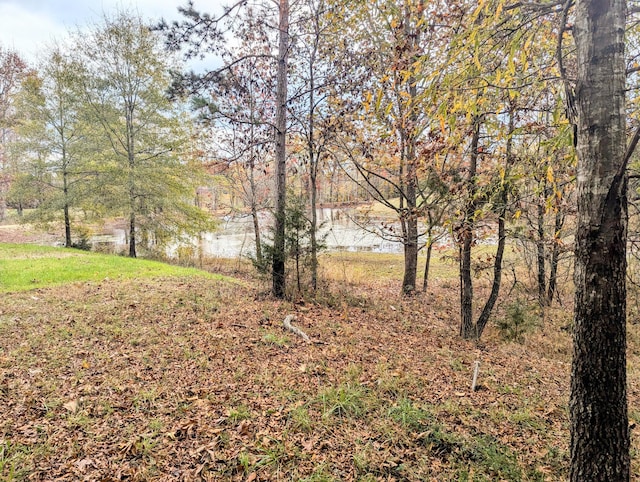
[94,208,451,258]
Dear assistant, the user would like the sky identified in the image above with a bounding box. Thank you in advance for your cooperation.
[0,0,225,67]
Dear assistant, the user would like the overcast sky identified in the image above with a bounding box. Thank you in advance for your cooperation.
[0,0,225,67]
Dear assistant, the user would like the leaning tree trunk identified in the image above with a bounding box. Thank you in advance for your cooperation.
[569,0,629,479]
[422,218,434,292]
[272,0,289,299]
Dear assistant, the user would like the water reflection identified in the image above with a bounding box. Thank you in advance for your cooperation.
[94,208,411,258]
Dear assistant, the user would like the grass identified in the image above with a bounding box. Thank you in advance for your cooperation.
[0,242,225,292]
[1,242,633,480]
[317,383,368,418]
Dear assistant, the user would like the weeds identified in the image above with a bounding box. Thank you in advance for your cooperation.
[228,405,251,423]
[288,405,313,432]
[0,441,29,480]
[388,398,432,430]
[261,331,290,347]
[318,383,368,418]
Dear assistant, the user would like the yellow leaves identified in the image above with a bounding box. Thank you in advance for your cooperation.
[363,90,372,113]
[546,166,555,184]
[374,89,383,112]
[494,0,504,19]
[513,209,522,220]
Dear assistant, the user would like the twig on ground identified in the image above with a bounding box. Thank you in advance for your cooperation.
[283,314,310,342]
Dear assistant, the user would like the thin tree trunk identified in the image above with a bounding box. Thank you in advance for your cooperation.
[570,0,629,478]
[536,190,546,306]
[248,161,262,266]
[310,167,318,291]
[63,168,72,248]
[252,204,262,265]
[423,213,435,292]
[129,211,136,258]
[474,104,514,339]
[459,118,480,338]
[272,0,289,298]
[546,209,563,304]
[308,39,319,293]
[475,205,506,339]
[422,236,433,292]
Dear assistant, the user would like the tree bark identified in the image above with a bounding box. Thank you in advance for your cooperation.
[272,0,289,299]
[399,1,421,296]
[536,191,546,305]
[459,118,480,339]
[308,32,319,293]
[63,168,72,248]
[422,221,434,293]
[570,0,629,479]
[546,208,563,304]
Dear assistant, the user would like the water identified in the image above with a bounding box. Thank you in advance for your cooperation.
[94,208,448,258]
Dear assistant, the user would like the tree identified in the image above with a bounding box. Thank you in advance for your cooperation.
[13,47,91,247]
[441,0,563,339]
[0,46,28,221]
[329,0,456,296]
[272,0,290,298]
[160,0,292,297]
[196,13,276,269]
[569,0,630,478]
[77,11,210,258]
[288,0,335,293]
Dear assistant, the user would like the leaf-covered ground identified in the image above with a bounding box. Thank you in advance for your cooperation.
[1,265,640,480]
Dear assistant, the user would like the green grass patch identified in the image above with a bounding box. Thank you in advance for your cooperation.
[317,383,368,418]
[0,243,224,292]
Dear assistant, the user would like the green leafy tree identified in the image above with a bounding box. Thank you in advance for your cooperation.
[12,47,93,247]
[0,46,28,221]
[77,11,211,257]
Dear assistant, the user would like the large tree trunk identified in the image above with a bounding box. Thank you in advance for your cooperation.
[570,0,629,479]
[272,0,289,299]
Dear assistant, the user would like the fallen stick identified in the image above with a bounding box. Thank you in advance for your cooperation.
[471,360,480,392]
[283,314,310,342]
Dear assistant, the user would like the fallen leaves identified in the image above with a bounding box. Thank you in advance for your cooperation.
[63,399,79,413]
[0,275,606,480]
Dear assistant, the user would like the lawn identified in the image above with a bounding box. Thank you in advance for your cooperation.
[0,243,225,293]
